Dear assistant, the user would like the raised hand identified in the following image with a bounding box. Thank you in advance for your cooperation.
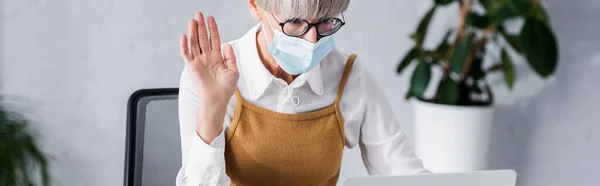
[180,12,238,143]
[180,12,239,105]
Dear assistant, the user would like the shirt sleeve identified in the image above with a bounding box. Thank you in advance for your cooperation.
[355,68,431,175]
[175,66,233,186]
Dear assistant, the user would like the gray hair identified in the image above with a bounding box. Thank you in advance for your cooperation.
[255,0,350,20]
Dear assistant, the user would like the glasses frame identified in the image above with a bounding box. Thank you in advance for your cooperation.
[271,13,346,37]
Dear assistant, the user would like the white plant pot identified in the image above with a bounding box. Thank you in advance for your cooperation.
[413,100,494,173]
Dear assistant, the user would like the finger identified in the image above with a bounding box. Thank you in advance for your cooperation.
[188,19,201,56]
[207,16,221,52]
[223,44,237,71]
[195,12,210,53]
[180,34,191,62]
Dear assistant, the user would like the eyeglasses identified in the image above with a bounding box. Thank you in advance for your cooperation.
[271,13,346,37]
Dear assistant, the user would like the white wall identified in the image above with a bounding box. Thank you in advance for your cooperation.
[1,0,599,185]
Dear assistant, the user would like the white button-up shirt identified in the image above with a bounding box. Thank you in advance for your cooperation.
[176,23,429,186]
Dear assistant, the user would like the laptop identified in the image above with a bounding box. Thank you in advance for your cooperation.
[340,169,517,186]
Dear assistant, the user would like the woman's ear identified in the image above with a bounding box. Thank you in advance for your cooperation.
[248,0,261,21]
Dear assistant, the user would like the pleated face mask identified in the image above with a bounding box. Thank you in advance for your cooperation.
[262,17,335,75]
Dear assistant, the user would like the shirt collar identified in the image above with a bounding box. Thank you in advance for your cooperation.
[239,23,324,100]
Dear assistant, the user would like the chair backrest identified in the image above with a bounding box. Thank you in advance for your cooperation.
[124,88,180,186]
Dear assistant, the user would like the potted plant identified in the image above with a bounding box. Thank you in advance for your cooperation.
[0,98,51,186]
[396,0,558,172]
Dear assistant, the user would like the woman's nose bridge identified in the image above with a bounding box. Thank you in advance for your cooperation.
[301,26,319,43]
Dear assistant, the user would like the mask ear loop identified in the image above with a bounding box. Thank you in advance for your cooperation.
[261,11,277,48]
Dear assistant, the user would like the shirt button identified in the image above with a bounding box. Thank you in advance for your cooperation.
[291,96,300,106]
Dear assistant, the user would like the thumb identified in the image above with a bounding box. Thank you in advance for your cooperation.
[223,44,237,71]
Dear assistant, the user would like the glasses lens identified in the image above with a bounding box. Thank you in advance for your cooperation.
[318,18,343,36]
[283,19,309,36]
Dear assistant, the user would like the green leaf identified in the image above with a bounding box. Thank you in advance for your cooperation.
[411,5,437,46]
[409,59,432,99]
[500,30,524,54]
[501,48,515,89]
[466,12,490,29]
[450,34,475,74]
[397,48,419,74]
[529,2,550,25]
[436,77,460,105]
[434,30,453,57]
[0,102,51,186]
[513,0,533,15]
[488,0,531,24]
[520,18,559,77]
[24,135,50,186]
[486,1,511,24]
[435,0,454,6]
[404,91,413,100]
[469,57,485,80]
[480,0,493,10]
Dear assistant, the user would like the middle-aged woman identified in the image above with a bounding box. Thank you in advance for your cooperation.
[176,0,430,185]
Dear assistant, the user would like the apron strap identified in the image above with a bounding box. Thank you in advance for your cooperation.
[334,54,357,105]
[228,88,244,142]
[333,54,357,146]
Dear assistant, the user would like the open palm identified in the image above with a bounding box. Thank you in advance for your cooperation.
[180,12,239,105]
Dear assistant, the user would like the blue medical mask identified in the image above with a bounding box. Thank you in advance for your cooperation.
[262,17,335,75]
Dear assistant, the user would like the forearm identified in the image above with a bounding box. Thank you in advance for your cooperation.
[195,102,226,144]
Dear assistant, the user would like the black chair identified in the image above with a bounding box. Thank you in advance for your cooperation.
[124,88,181,186]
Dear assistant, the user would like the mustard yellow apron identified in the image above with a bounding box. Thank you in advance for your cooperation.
[225,54,357,186]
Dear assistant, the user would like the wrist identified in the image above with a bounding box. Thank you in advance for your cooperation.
[197,94,230,107]
[195,101,227,144]
[196,125,223,144]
